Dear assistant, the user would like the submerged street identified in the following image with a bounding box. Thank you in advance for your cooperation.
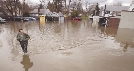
[0,20,134,71]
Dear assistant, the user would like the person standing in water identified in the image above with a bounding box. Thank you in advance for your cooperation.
[17,29,30,53]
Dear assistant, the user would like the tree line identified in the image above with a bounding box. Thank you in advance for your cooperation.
[0,0,123,17]
[0,0,32,16]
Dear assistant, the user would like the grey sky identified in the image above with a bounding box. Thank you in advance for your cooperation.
[93,0,133,6]
[83,0,133,6]
[30,0,133,6]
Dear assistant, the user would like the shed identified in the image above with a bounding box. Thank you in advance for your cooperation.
[46,12,64,21]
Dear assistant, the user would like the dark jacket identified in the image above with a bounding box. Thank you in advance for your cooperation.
[17,33,30,42]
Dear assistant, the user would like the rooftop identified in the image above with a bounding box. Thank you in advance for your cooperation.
[102,5,129,12]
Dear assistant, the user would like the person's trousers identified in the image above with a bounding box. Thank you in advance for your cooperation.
[20,41,28,53]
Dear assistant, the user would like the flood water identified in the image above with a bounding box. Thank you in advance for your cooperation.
[0,20,134,71]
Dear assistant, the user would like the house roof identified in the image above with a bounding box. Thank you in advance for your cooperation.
[103,5,129,12]
[49,12,64,17]
[30,9,52,15]
[30,9,39,13]
[30,9,64,17]
[58,12,64,16]
[51,12,59,17]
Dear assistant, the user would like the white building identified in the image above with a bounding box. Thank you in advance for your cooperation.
[119,0,134,29]
[51,12,64,21]
[100,5,129,17]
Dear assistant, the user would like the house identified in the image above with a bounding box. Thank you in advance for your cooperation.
[99,5,129,28]
[58,12,64,23]
[30,8,52,16]
[30,8,64,21]
[46,12,64,21]
[100,5,129,17]
[58,12,64,21]
[30,8,52,20]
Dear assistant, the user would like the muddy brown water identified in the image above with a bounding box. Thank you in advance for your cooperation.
[0,20,134,71]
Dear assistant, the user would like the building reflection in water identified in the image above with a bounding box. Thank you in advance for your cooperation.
[39,20,46,33]
[98,26,118,37]
[115,28,134,50]
[99,26,134,52]
[20,55,33,71]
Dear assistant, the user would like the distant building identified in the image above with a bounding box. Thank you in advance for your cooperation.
[47,12,64,21]
[30,8,64,21]
[119,0,134,29]
[30,9,52,17]
[100,5,129,16]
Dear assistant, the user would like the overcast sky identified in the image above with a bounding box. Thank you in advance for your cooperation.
[91,0,133,6]
[29,0,133,6]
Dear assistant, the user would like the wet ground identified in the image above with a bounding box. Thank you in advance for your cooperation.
[0,20,134,71]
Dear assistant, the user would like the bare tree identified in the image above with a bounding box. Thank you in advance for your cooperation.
[2,0,20,16]
[47,1,55,12]
[69,0,83,16]
[47,0,66,13]
[22,0,32,13]
[39,0,47,9]
[87,3,98,15]
[66,0,71,15]
[0,0,31,16]
[82,1,90,16]
[53,0,63,12]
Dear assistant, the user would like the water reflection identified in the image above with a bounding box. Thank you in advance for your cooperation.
[98,26,118,37]
[123,42,129,52]
[98,25,134,52]
[115,28,134,48]
[71,21,79,28]
[39,20,46,34]
[1,20,134,55]
[1,20,134,71]
[20,55,33,71]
